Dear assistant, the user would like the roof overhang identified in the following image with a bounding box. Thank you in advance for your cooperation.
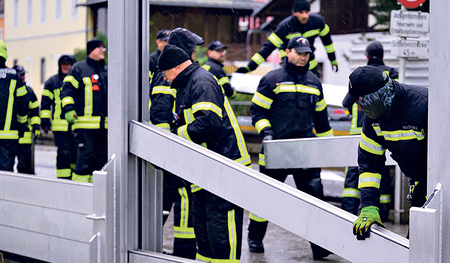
[77,0,107,7]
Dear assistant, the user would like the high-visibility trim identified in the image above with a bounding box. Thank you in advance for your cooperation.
[151,85,176,98]
[40,110,52,119]
[18,132,32,144]
[303,29,320,38]
[268,32,283,48]
[53,88,63,120]
[211,259,240,263]
[178,187,190,229]
[177,124,192,141]
[308,58,318,70]
[254,119,271,134]
[104,117,108,129]
[219,76,229,86]
[226,209,238,261]
[56,169,72,178]
[30,116,41,126]
[16,86,27,97]
[82,77,93,117]
[324,43,336,53]
[342,187,360,198]
[380,194,391,204]
[52,119,70,131]
[251,92,273,109]
[373,126,425,141]
[42,88,54,100]
[72,173,91,183]
[4,80,17,131]
[358,172,382,189]
[155,123,170,131]
[258,153,265,166]
[249,212,267,222]
[183,108,195,125]
[233,155,252,167]
[315,98,327,112]
[63,75,79,89]
[202,64,211,71]
[61,96,75,108]
[251,53,265,66]
[17,114,28,124]
[286,32,302,39]
[223,97,251,162]
[29,100,40,110]
[72,116,102,130]
[319,24,330,36]
[0,130,19,139]
[349,104,361,135]
[316,129,334,137]
[350,127,362,135]
[278,49,287,58]
[360,132,385,155]
[196,253,211,262]
[191,184,202,193]
[192,102,223,118]
[173,226,195,239]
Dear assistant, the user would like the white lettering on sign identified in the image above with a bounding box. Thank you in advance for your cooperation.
[391,40,429,58]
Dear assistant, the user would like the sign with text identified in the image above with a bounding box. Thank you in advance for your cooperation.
[391,39,429,58]
[390,10,429,38]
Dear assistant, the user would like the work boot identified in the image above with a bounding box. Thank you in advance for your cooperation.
[248,238,264,253]
[311,243,332,260]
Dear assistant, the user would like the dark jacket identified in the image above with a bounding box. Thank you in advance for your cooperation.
[61,57,108,130]
[202,58,235,98]
[250,62,333,140]
[149,49,161,83]
[24,86,40,133]
[358,81,428,208]
[171,61,251,167]
[41,73,70,131]
[149,70,176,131]
[247,14,336,71]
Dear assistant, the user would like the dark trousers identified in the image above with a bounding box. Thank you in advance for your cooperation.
[0,139,18,172]
[54,130,77,179]
[193,189,243,262]
[17,141,34,174]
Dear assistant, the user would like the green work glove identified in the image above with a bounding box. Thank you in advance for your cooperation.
[235,66,250,74]
[352,206,384,240]
[34,129,40,140]
[65,110,77,124]
[331,60,338,72]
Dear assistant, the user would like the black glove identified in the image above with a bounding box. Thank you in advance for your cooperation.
[280,56,287,66]
[235,67,250,74]
[41,119,51,134]
[263,135,273,141]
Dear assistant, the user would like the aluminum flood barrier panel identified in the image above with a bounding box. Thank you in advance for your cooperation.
[129,120,409,263]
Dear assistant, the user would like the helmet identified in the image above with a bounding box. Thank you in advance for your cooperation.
[0,40,7,61]
[167,28,204,58]
[58,54,75,67]
[13,65,25,76]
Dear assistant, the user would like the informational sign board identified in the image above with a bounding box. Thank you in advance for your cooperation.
[391,39,429,58]
[390,10,429,38]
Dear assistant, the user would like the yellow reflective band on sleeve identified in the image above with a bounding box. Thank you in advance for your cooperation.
[342,188,360,198]
[325,43,336,53]
[16,86,27,97]
[251,53,265,66]
[30,116,40,126]
[251,92,273,110]
[316,129,334,137]
[315,98,327,112]
[358,172,382,189]
[63,75,79,89]
[234,155,252,167]
[202,64,211,71]
[360,132,385,155]
[155,123,171,131]
[174,226,196,239]
[17,115,28,124]
[72,173,91,183]
[274,83,295,94]
[308,58,318,70]
[192,102,223,118]
[183,108,195,124]
[227,209,238,261]
[373,127,426,141]
[196,253,211,262]
[249,212,267,222]
[61,96,75,108]
[29,100,40,109]
[0,130,19,139]
[258,153,265,166]
[40,110,52,119]
[42,88,54,100]
[303,29,320,38]
[268,33,283,48]
[19,131,32,144]
[254,119,271,134]
[286,32,302,39]
[219,76,229,86]
[72,116,101,130]
[380,194,391,204]
[104,117,108,130]
[52,119,69,131]
[278,49,287,58]
[177,124,192,141]
[319,24,330,36]
[4,80,17,131]
[191,184,202,193]
[56,169,71,178]
[151,85,176,98]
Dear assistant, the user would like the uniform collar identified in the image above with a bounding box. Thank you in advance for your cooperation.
[171,61,200,90]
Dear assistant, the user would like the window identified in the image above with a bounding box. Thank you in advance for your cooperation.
[0,28,3,40]
[13,0,19,27]
[26,0,33,25]
[25,58,32,86]
[41,0,47,23]
[13,59,18,67]
[70,0,79,19]
[40,58,46,84]
[54,0,61,21]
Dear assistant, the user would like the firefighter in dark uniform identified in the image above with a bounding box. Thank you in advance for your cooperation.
[149,27,204,260]
[342,66,428,240]
[202,41,236,98]
[12,65,40,174]
[236,0,338,77]
[342,41,399,220]
[61,39,107,183]
[0,40,29,172]
[40,55,76,179]
[158,44,252,263]
[149,29,170,84]
[249,36,333,260]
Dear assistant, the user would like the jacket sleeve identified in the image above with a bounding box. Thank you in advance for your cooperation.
[28,87,41,131]
[358,118,387,208]
[40,78,55,124]
[317,16,336,63]
[250,76,275,139]
[15,82,29,128]
[61,66,80,115]
[149,73,176,131]
[205,64,236,98]
[313,82,333,137]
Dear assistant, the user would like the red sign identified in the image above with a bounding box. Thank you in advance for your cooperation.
[397,0,427,8]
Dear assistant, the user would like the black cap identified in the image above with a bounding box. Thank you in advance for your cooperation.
[156,29,171,41]
[58,54,75,66]
[365,41,384,59]
[342,66,389,108]
[287,36,312,54]
[293,0,310,12]
[157,44,190,71]
[208,40,227,51]
[87,39,105,55]
[167,28,204,57]
[13,65,25,75]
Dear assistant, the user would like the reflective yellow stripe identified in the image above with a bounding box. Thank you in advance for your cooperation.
[223,97,251,163]
[63,75,79,89]
[62,96,74,108]
[227,209,238,260]
[178,187,190,229]
[72,173,91,183]
[30,116,41,126]
[258,153,265,166]
[29,100,40,109]
[251,53,265,65]
[53,88,64,120]
[52,119,70,131]
[360,132,385,155]
[325,43,336,53]
[315,98,327,112]
[342,188,360,198]
[319,24,330,36]
[202,64,211,71]
[17,114,28,124]
[18,131,32,144]
[42,88,54,100]
[380,194,391,204]
[349,104,361,135]
[192,102,222,118]
[5,80,17,131]
[254,119,271,134]
[177,124,192,141]
[83,77,93,117]
[173,226,195,239]
[303,29,320,38]
[196,253,211,262]
[218,76,229,86]
[308,57,318,70]
[183,108,195,124]
[268,32,283,48]
[40,110,52,119]
[373,126,425,141]
[0,130,19,139]
[286,32,302,39]
[191,184,202,193]
[16,86,27,97]
[316,129,334,137]
[155,123,170,131]
[251,91,273,109]
[249,212,267,222]
[278,49,287,58]
[72,116,101,130]
[358,172,381,189]
[56,169,72,178]
[151,85,176,98]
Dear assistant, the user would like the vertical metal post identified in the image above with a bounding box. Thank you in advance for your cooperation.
[398,6,407,83]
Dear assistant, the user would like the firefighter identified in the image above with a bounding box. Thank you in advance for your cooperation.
[236,0,338,77]
[342,41,399,220]
[248,36,333,260]
[342,65,428,240]
[158,44,252,263]
[61,39,108,183]
[149,29,171,83]
[202,41,236,98]
[12,65,40,174]
[149,27,205,260]
[0,40,29,172]
[40,55,76,179]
